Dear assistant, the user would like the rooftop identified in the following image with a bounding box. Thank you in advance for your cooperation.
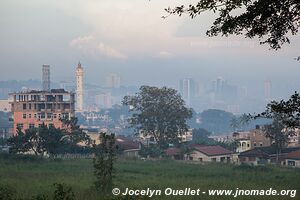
[239,146,300,157]
[286,149,300,160]
[10,89,72,95]
[193,145,233,156]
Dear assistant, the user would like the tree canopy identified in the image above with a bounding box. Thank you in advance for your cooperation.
[165,0,300,50]
[255,92,300,129]
[252,92,300,162]
[123,86,192,148]
[8,118,91,156]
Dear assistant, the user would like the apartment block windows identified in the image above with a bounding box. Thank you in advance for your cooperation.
[29,124,35,129]
[17,123,24,129]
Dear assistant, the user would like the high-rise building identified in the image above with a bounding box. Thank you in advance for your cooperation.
[95,93,114,109]
[264,80,271,101]
[76,62,84,112]
[179,78,195,107]
[9,89,75,135]
[42,65,50,91]
[106,73,121,89]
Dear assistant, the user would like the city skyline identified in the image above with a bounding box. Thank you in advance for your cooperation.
[0,0,300,114]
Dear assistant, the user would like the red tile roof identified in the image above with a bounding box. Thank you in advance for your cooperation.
[193,145,233,156]
[116,136,140,150]
[286,149,300,160]
[165,147,181,156]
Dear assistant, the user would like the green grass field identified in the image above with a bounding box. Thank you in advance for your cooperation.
[0,154,299,200]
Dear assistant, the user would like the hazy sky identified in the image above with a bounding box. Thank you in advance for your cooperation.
[0,0,300,98]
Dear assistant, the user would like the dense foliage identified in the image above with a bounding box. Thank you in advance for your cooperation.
[93,132,116,195]
[165,0,300,49]
[7,118,91,156]
[123,86,192,148]
[253,92,300,162]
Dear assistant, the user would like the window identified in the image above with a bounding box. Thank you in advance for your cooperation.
[247,143,250,147]
[249,157,256,161]
[48,123,54,128]
[41,113,45,119]
[28,114,31,118]
[220,157,225,163]
[29,124,35,129]
[47,113,52,119]
[253,143,257,147]
[17,123,24,129]
[23,103,26,110]
[260,142,263,147]
[199,158,203,162]
[38,124,43,128]
[23,113,26,119]
[240,157,246,162]
[211,158,217,162]
[53,113,57,119]
[288,161,295,166]
[29,104,32,109]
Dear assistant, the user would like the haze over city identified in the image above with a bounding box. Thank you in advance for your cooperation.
[1,0,300,113]
[1,1,300,199]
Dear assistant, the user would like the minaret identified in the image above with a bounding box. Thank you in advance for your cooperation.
[76,62,84,112]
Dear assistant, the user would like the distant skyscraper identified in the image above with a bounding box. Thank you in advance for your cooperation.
[76,62,84,112]
[95,93,114,109]
[106,73,121,89]
[42,65,50,91]
[179,78,195,107]
[264,80,271,101]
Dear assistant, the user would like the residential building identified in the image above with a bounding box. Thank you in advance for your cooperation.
[0,99,10,112]
[234,128,271,153]
[106,73,121,89]
[284,149,300,168]
[116,135,140,158]
[9,89,75,134]
[95,93,114,109]
[179,78,195,107]
[164,147,182,160]
[209,135,234,143]
[238,146,300,165]
[187,145,233,163]
[287,129,300,147]
[264,80,271,101]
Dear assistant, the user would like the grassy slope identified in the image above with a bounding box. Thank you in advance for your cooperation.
[0,155,299,200]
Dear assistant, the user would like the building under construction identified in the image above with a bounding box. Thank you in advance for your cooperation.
[9,89,75,134]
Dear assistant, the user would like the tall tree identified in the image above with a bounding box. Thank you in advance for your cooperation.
[230,116,240,132]
[61,117,91,146]
[123,86,192,148]
[165,0,300,50]
[255,92,300,129]
[253,92,300,163]
[93,132,116,195]
[264,117,291,163]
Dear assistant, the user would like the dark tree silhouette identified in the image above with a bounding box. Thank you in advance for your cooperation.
[93,132,116,195]
[123,86,192,148]
[165,0,300,50]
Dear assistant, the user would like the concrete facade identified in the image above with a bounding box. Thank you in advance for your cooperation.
[9,89,75,134]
